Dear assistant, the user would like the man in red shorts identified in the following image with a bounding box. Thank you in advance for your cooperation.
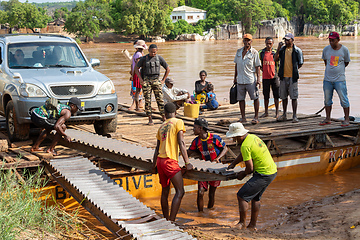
[152,102,193,222]
[187,118,228,212]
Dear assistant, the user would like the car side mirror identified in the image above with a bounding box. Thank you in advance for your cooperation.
[89,58,100,68]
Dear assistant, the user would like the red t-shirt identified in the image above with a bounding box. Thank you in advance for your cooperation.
[262,51,275,79]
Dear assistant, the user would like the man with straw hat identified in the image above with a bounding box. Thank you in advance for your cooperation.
[227,122,277,230]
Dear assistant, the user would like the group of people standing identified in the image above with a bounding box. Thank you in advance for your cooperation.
[131,31,352,229]
[234,31,351,126]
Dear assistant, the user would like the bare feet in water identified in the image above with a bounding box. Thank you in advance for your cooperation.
[247,224,258,231]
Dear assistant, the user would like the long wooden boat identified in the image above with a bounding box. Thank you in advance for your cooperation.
[35,103,360,202]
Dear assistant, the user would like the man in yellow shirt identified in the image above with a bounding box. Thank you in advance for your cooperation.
[227,122,277,230]
[152,102,193,222]
[274,33,304,123]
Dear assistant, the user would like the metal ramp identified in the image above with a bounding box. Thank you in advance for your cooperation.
[60,128,244,181]
[44,156,195,239]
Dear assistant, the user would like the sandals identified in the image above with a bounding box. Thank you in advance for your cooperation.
[319,120,331,126]
[277,115,287,122]
[237,118,247,123]
[30,147,45,152]
[341,121,349,127]
[46,149,58,156]
[251,119,259,125]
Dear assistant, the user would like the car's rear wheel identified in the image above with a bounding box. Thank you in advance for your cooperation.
[6,100,30,142]
[94,115,117,136]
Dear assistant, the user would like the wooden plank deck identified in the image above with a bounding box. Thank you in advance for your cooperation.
[114,103,360,159]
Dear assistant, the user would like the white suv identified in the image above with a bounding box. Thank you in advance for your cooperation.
[0,34,118,141]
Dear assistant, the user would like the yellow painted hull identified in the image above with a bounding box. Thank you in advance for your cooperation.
[43,144,360,204]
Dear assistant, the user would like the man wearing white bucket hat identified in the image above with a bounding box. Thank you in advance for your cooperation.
[227,122,277,230]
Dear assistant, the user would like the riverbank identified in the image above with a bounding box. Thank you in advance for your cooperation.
[182,188,360,240]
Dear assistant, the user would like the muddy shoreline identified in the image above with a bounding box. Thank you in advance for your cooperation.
[182,188,360,240]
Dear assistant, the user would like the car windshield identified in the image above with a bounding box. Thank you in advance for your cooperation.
[8,42,88,69]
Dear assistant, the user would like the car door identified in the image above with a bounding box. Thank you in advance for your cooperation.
[0,41,6,114]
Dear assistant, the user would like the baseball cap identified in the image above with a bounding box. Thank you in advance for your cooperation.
[194,118,209,131]
[69,97,84,111]
[328,31,340,39]
[165,77,175,84]
[243,34,253,40]
[283,33,294,40]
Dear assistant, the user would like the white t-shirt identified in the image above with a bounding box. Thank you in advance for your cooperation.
[162,85,188,104]
[322,45,350,82]
[234,47,261,84]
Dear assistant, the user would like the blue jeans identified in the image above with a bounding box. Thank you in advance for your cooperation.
[323,80,349,108]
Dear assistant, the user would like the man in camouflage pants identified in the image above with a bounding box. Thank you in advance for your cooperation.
[135,44,170,125]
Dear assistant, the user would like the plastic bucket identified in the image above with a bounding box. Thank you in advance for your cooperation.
[183,102,200,118]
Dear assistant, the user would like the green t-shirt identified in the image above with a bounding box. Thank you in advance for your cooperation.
[241,134,277,175]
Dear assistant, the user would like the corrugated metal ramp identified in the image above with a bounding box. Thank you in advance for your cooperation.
[45,156,195,239]
[60,128,243,181]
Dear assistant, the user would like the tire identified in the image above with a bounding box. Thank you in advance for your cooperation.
[6,100,30,142]
[94,115,117,136]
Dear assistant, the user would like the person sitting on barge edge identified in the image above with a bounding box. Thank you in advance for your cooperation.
[30,97,83,155]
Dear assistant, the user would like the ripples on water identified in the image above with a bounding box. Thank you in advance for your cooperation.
[81,37,360,118]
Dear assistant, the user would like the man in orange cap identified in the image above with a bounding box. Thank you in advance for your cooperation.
[233,33,261,125]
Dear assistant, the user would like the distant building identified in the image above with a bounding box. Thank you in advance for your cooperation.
[170,6,206,24]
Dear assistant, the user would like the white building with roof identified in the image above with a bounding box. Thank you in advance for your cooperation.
[170,6,206,24]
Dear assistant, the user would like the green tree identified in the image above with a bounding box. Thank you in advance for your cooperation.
[1,0,50,33]
[65,0,113,42]
[21,2,52,32]
[327,0,358,25]
[168,19,195,39]
[1,0,26,33]
[111,0,173,37]
[54,7,69,21]
[0,10,8,25]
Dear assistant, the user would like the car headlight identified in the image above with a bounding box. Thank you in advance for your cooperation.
[20,83,47,97]
[98,80,115,95]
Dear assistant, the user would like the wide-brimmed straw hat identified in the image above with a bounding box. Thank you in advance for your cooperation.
[134,40,147,49]
[226,122,249,138]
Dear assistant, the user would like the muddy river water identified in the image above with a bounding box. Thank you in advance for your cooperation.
[81,36,360,118]
[79,38,360,233]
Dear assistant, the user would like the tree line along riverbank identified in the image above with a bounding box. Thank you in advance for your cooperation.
[0,0,359,42]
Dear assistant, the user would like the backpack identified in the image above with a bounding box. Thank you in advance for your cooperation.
[45,97,60,110]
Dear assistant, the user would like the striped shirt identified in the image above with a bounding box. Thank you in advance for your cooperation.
[189,133,226,162]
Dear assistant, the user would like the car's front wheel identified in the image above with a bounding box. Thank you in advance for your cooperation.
[94,115,117,136]
[6,100,30,142]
